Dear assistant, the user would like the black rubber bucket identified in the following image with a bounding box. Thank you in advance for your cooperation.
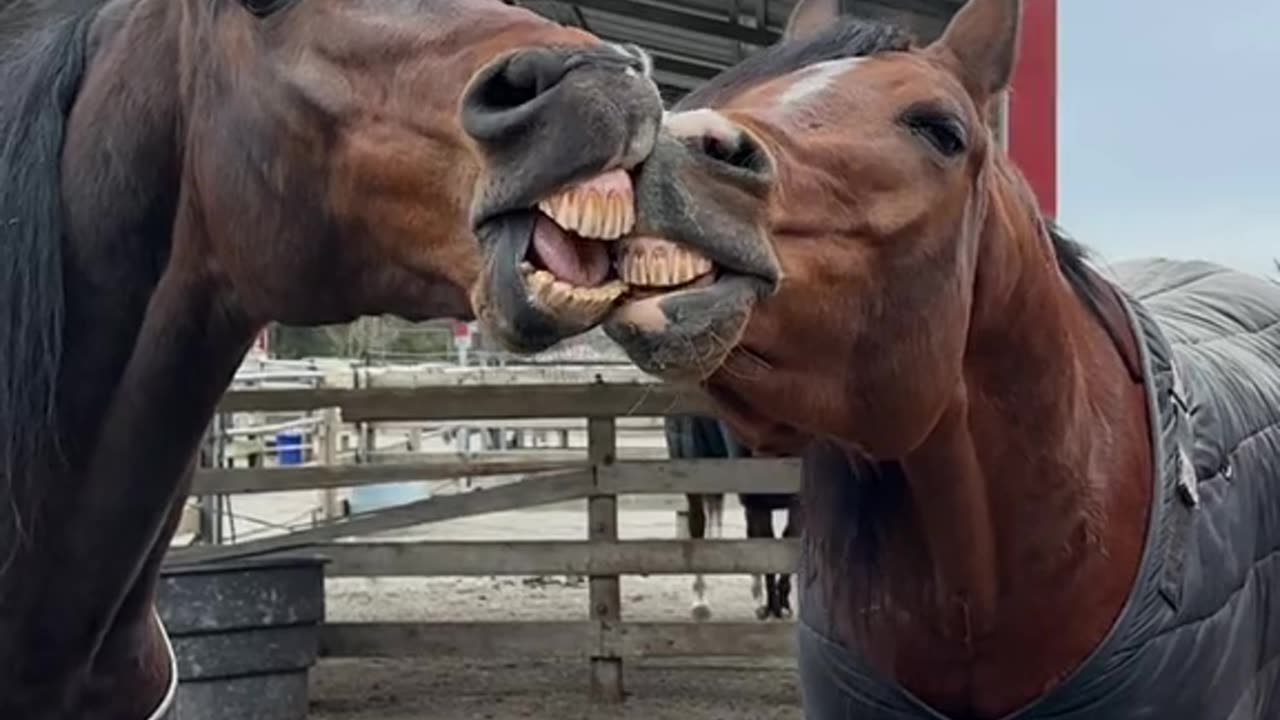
[157,555,327,720]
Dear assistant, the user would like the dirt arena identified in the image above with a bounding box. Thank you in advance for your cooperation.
[225,491,803,719]
[309,655,800,720]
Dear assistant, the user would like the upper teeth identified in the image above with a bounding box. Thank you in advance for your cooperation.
[616,237,714,287]
[537,172,635,240]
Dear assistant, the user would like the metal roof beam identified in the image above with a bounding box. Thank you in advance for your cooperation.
[854,0,957,20]
[648,51,725,82]
[567,0,780,47]
[649,52,726,105]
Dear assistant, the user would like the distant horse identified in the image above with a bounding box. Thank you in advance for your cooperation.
[664,414,800,621]
[0,0,662,717]
[496,0,1280,718]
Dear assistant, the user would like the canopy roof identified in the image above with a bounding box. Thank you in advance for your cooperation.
[518,0,964,102]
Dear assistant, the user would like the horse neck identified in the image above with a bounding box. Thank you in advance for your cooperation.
[11,0,257,701]
[857,165,1152,689]
[59,0,259,437]
[57,0,188,449]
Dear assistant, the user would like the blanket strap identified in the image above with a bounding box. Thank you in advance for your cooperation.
[1160,359,1200,610]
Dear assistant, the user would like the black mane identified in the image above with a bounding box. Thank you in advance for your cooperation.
[799,438,903,639]
[1048,218,1115,328]
[677,18,914,112]
[0,3,96,554]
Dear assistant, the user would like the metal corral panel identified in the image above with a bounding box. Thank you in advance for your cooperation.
[520,0,963,99]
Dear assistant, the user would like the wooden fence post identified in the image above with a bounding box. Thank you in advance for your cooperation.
[197,412,228,545]
[361,423,377,464]
[587,415,622,703]
[354,368,371,466]
[319,407,341,521]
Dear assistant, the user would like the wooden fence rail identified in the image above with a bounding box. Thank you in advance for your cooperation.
[216,382,707,419]
[321,621,796,659]
[176,382,804,703]
[320,539,799,577]
[191,457,801,497]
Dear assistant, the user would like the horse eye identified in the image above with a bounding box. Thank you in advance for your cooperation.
[903,113,967,157]
[240,0,294,18]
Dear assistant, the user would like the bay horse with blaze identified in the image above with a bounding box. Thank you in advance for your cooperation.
[478,0,1280,717]
[0,0,663,717]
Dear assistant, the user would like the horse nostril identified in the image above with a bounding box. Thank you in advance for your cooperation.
[698,130,771,177]
[461,48,574,143]
[667,110,772,179]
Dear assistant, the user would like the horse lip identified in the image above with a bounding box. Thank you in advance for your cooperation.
[474,211,550,352]
[680,271,775,308]
[688,224,781,290]
[602,274,761,381]
[473,208,532,259]
[667,240,781,296]
[715,260,780,293]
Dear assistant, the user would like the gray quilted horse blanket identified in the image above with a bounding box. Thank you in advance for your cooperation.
[796,258,1280,719]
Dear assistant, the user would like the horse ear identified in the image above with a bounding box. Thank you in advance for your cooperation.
[929,0,1022,102]
[783,0,840,43]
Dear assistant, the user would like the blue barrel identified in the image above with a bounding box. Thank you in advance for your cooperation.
[275,432,304,466]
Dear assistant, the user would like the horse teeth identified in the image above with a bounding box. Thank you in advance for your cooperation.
[615,237,714,288]
[521,263,625,320]
[535,169,635,240]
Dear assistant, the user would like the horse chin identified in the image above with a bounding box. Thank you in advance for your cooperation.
[602,274,762,382]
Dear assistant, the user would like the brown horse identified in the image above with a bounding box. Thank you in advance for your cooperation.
[0,0,662,717]
[482,0,1280,718]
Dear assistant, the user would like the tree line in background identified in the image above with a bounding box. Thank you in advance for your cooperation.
[267,317,456,360]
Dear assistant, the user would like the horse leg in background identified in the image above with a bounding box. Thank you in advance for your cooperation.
[668,416,734,622]
[693,493,724,620]
[686,493,714,621]
[777,498,801,619]
[744,497,779,619]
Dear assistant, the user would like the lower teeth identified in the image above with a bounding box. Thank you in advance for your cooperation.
[520,239,718,322]
[614,236,714,287]
[521,263,626,320]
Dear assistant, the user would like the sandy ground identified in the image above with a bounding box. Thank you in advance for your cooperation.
[219,488,802,719]
[309,657,801,720]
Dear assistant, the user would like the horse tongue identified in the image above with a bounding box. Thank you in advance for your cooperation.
[532,215,610,286]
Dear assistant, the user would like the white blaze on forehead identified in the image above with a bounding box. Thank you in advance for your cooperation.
[778,57,870,112]
[663,108,741,144]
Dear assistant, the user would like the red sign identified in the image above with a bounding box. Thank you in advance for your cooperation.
[250,328,270,357]
[1007,0,1057,218]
